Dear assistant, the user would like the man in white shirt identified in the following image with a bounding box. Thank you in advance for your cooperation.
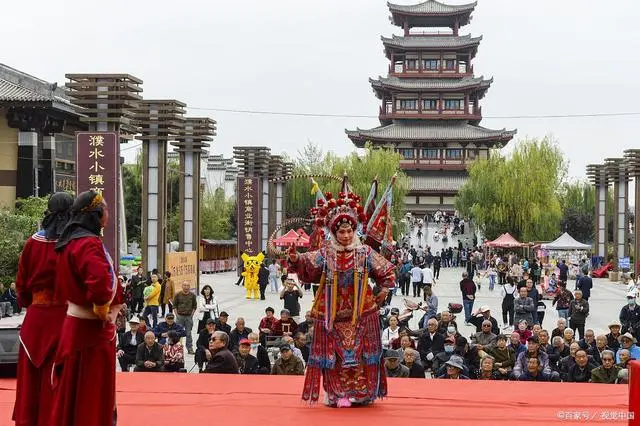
[410,264,423,298]
[268,260,280,293]
[421,264,436,302]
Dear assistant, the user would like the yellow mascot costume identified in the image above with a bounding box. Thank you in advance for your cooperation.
[241,252,264,300]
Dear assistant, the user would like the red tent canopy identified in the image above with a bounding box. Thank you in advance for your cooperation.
[296,228,310,244]
[273,229,310,247]
[486,233,524,248]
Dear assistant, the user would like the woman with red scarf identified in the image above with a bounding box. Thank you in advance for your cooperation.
[51,190,123,426]
[13,192,73,426]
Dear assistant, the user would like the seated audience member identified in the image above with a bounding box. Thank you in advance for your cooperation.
[515,320,532,345]
[235,338,261,374]
[248,332,271,374]
[437,311,458,335]
[538,329,552,354]
[558,342,581,380]
[508,331,527,357]
[617,349,631,368]
[518,357,552,381]
[589,335,609,366]
[397,335,417,355]
[606,321,622,352]
[470,320,497,356]
[563,328,576,346]
[297,311,313,335]
[271,309,298,337]
[215,311,232,335]
[488,334,515,379]
[137,316,148,335]
[512,336,552,379]
[548,336,571,372]
[229,317,253,352]
[590,350,621,384]
[417,318,445,368]
[258,307,277,346]
[382,316,401,350]
[135,331,164,372]
[162,330,185,372]
[117,317,145,372]
[474,356,500,380]
[617,369,629,384]
[153,313,186,345]
[617,333,640,362]
[565,349,597,383]
[578,329,597,352]
[469,306,500,336]
[433,336,470,377]
[551,318,568,339]
[294,331,310,363]
[203,331,239,374]
[271,344,305,376]
[402,348,424,378]
[195,318,216,372]
[384,349,410,378]
[282,335,305,363]
[437,355,469,380]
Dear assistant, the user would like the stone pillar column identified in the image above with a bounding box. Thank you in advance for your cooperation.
[606,158,630,264]
[41,135,55,196]
[588,164,609,259]
[16,131,38,198]
[624,149,640,272]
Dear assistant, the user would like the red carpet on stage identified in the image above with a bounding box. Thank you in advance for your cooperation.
[0,374,630,425]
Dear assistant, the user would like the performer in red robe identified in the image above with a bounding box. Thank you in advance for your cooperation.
[288,180,396,408]
[51,190,123,426]
[13,192,73,426]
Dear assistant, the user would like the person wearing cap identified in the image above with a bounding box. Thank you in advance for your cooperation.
[616,332,640,362]
[195,318,217,372]
[436,355,469,379]
[235,338,260,374]
[512,336,552,380]
[469,305,499,335]
[203,331,238,374]
[153,312,186,346]
[116,317,145,372]
[271,344,304,376]
[619,292,640,339]
[215,311,232,335]
[606,321,622,352]
[568,289,589,340]
[51,190,124,426]
[12,192,73,426]
[384,349,410,378]
[432,335,466,376]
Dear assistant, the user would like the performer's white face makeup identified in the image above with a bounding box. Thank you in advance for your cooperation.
[335,224,354,246]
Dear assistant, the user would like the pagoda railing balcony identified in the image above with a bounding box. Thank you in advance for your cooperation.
[399,158,472,171]
[380,106,482,122]
[389,64,474,78]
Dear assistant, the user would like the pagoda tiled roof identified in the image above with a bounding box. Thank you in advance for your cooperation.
[388,1,477,15]
[346,121,516,142]
[0,64,79,115]
[370,75,492,92]
[381,34,482,49]
[410,174,467,192]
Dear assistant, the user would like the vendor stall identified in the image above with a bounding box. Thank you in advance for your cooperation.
[200,239,237,273]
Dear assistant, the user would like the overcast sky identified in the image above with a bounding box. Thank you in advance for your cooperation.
[4,0,640,179]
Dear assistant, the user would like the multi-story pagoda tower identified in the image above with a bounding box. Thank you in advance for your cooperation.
[347,0,516,214]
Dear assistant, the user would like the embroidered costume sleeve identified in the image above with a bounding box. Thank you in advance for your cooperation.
[366,246,396,289]
[289,249,325,284]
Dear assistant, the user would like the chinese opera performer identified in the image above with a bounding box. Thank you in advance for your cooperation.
[13,192,73,426]
[287,174,397,408]
[51,190,123,426]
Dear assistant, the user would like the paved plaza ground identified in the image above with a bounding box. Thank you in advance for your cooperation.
[161,265,633,373]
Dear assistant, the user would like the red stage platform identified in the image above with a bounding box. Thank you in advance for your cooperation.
[0,374,631,425]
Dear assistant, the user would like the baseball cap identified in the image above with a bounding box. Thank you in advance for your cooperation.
[239,338,251,346]
[128,317,140,324]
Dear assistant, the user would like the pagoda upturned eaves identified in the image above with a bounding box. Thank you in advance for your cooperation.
[346,0,515,214]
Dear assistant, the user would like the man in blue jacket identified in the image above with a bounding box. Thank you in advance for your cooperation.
[154,313,186,345]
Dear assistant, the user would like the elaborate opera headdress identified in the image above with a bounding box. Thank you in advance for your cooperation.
[310,174,368,235]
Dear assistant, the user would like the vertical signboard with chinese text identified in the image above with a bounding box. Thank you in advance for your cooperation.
[236,177,262,256]
[76,132,119,264]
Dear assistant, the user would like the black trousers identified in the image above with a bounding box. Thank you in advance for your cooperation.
[412,281,422,297]
[433,265,440,279]
[118,353,136,372]
[132,298,144,313]
[160,301,173,317]
[502,299,514,326]
[570,320,585,340]
[400,278,410,296]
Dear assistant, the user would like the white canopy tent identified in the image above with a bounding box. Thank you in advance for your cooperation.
[541,232,590,251]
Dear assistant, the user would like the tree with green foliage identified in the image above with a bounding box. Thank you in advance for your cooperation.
[201,187,235,240]
[0,197,49,285]
[456,137,567,242]
[285,142,408,237]
[558,181,595,244]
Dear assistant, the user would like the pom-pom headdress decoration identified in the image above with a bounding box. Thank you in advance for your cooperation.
[310,173,367,236]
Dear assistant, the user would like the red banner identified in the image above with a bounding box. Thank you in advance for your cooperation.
[75,132,120,264]
[236,177,262,257]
